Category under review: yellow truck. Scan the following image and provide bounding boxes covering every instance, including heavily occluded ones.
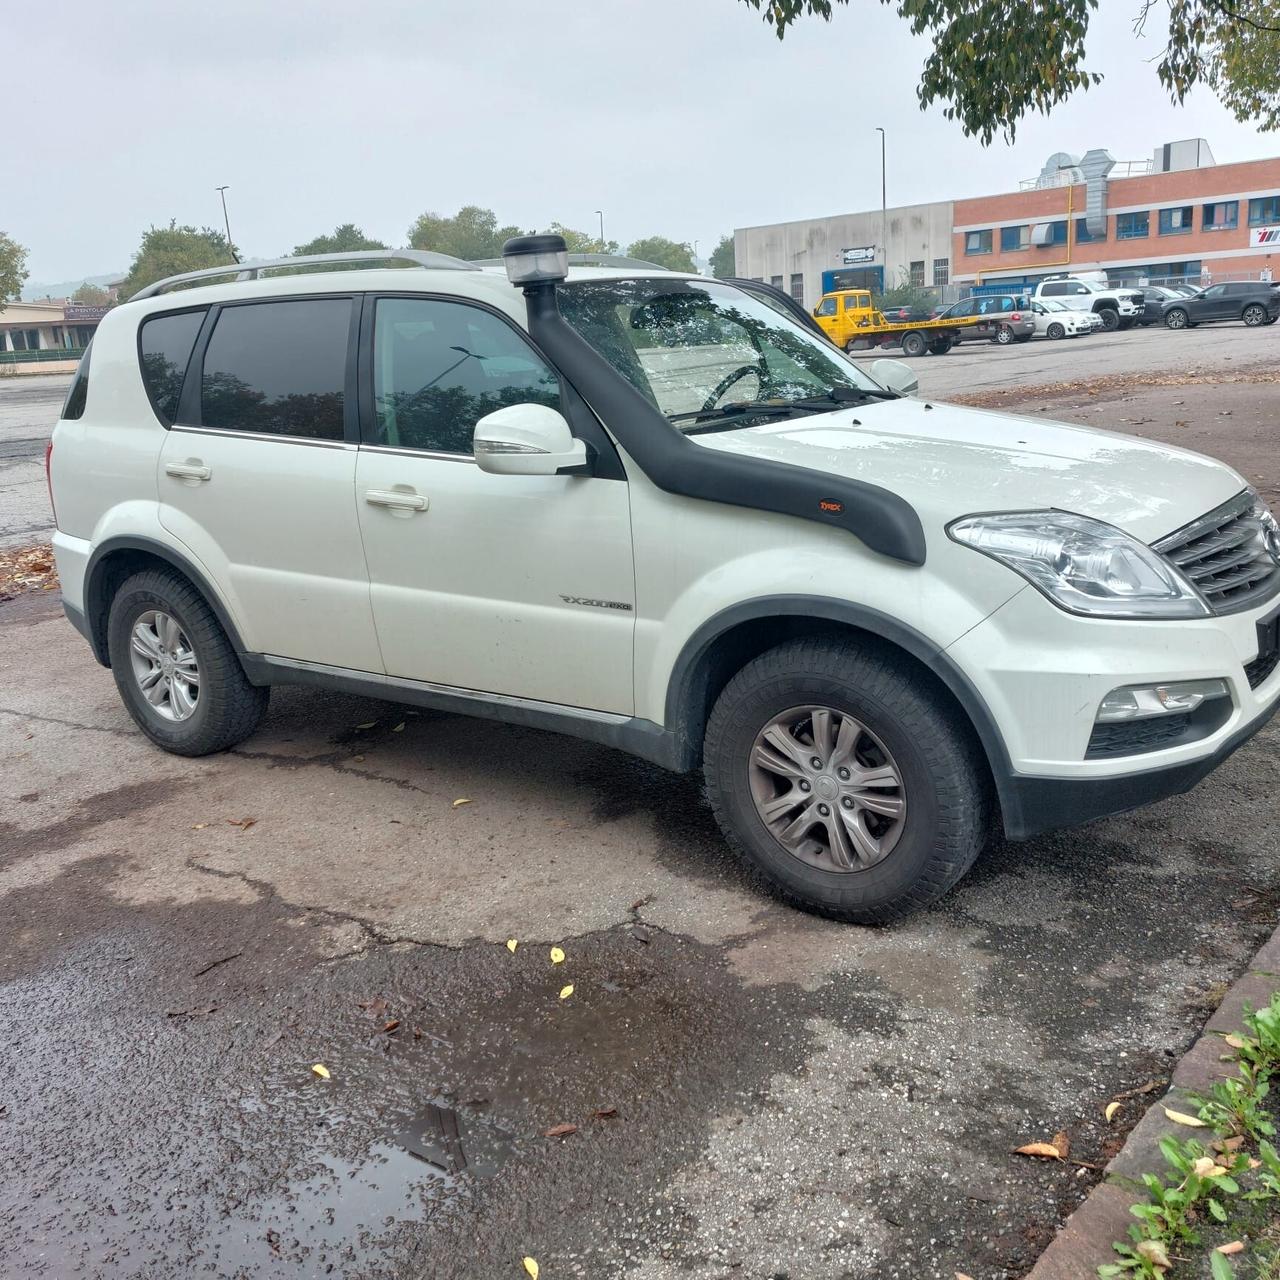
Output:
[812,289,980,357]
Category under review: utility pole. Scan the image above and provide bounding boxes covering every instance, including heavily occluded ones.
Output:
[216,186,239,263]
[875,127,887,290]
[594,209,605,252]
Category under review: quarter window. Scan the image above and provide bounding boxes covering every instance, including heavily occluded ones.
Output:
[139,309,206,424]
[370,297,560,455]
[200,299,352,440]
[61,341,93,421]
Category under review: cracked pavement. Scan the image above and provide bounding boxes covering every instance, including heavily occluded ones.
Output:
[3,339,1280,1279]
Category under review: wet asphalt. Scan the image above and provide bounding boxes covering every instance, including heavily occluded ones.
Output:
[2,343,1280,1279]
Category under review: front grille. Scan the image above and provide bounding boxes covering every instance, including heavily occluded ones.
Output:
[1086,715,1191,758]
[1154,491,1280,615]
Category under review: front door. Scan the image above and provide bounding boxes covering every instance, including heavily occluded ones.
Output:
[1192,284,1229,321]
[354,295,635,713]
[156,295,383,672]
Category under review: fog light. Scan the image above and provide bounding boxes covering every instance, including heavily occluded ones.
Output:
[502,233,569,286]
[1096,679,1231,723]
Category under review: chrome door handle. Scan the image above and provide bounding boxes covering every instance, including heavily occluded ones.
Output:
[165,461,211,482]
[365,489,428,512]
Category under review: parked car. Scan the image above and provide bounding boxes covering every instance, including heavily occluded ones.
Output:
[1163,281,1280,329]
[48,237,1280,924]
[1168,284,1204,298]
[1028,298,1093,339]
[1132,286,1184,326]
[1029,277,1144,331]
[934,294,1035,344]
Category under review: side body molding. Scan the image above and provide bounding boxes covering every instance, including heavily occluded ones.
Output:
[521,284,928,567]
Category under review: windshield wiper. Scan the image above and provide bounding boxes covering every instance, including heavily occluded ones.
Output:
[783,386,900,409]
[669,401,821,430]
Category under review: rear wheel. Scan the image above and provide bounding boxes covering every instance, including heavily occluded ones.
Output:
[1165,308,1189,330]
[1097,307,1120,332]
[703,638,988,924]
[1243,303,1267,327]
[994,324,1014,346]
[1046,322,1065,340]
[900,330,928,358]
[927,336,953,355]
[107,569,269,755]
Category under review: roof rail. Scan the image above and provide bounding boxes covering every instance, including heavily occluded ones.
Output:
[470,252,672,271]
[129,249,479,301]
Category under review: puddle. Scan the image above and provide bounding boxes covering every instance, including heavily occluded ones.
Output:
[395,1100,512,1179]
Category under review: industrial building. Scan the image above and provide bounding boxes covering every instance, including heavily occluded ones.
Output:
[733,139,1280,307]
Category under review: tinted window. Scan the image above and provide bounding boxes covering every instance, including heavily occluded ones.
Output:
[370,298,560,455]
[201,299,351,440]
[139,309,205,423]
[1041,282,1065,297]
[61,341,93,421]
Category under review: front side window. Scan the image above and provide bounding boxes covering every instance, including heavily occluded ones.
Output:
[200,299,351,440]
[1117,212,1150,240]
[557,277,883,424]
[139,309,206,424]
[370,297,560,455]
[965,230,992,255]
[1203,201,1239,230]
[1158,206,1194,235]
[815,297,837,317]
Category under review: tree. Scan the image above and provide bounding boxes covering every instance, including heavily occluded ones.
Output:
[545,222,620,254]
[625,236,697,272]
[0,232,28,313]
[407,205,530,260]
[71,282,111,306]
[739,0,1280,141]
[709,235,736,279]
[119,222,236,300]
[292,223,388,256]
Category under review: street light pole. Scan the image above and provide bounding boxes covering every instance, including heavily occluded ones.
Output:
[216,186,239,263]
[594,209,605,252]
[875,127,887,290]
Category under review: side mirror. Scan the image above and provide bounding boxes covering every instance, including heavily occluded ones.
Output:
[868,357,919,397]
[473,403,588,476]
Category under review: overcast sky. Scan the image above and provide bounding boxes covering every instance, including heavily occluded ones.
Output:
[9,0,1276,285]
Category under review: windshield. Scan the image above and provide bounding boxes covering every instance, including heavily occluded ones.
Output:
[556,277,883,428]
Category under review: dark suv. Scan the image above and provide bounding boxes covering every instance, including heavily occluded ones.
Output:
[934,295,1034,345]
[1163,282,1280,329]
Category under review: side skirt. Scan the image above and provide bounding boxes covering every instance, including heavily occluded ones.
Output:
[241,654,686,772]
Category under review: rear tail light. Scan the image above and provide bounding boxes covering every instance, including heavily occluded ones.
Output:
[1011,313,1022,322]
[45,438,58,527]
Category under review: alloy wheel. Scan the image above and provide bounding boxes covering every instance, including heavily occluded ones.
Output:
[1166,309,1188,330]
[748,704,907,873]
[129,609,200,721]
[1244,304,1266,327]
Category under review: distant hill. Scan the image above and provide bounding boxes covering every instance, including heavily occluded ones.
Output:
[22,271,124,302]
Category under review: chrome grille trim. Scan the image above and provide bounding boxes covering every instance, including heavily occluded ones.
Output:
[1153,490,1280,616]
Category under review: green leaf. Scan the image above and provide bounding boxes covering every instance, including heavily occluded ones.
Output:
[1211,1250,1236,1280]
[1208,1196,1228,1221]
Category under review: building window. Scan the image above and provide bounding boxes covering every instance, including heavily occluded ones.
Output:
[1158,206,1193,235]
[770,275,783,289]
[908,260,925,287]
[1075,217,1106,244]
[789,273,804,304]
[964,230,992,255]
[1248,196,1280,226]
[1117,212,1150,240]
[1000,226,1029,251]
[1202,201,1239,231]
[932,257,949,286]
[1043,220,1069,245]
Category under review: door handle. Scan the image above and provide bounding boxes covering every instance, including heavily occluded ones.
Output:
[165,460,212,483]
[365,489,428,512]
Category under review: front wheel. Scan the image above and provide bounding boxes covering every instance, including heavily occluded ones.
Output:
[1165,308,1189,330]
[1097,308,1120,332]
[900,330,928,358]
[703,639,988,923]
[1243,303,1267,327]
[1046,322,1065,340]
[107,569,269,755]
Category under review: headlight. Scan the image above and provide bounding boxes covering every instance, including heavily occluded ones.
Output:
[1257,497,1280,564]
[948,511,1210,619]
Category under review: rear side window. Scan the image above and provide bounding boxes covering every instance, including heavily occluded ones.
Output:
[200,298,352,440]
[61,341,93,421]
[139,309,205,424]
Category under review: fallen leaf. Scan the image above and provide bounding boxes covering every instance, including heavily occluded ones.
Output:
[392,722,405,732]
[550,946,565,965]
[1217,1242,1245,1256]
[311,1063,331,1080]
[1163,1106,1206,1127]
[1136,1239,1171,1268]
[522,1259,539,1279]
[358,997,390,1015]
[956,1274,975,1280]
[1193,1156,1228,1178]
[1216,1135,1246,1153]
[355,721,377,730]
[1014,1142,1063,1161]
[192,823,207,830]
[544,1122,578,1138]
[559,984,574,1000]
[226,817,257,831]
[452,798,472,808]
[506,939,518,953]
[593,1107,619,1119]
[1105,1102,1121,1123]
[1223,1034,1251,1050]
[382,1019,400,1034]
[1051,1130,1070,1159]
[352,754,365,763]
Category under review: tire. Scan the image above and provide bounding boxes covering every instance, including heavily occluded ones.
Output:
[703,638,988,924]
[1265,316,1278,325]
[900,330,927,358]
[993,324,1014,346]
[1243,303,1267,327]
[1117,318,1134,331]
[1096,307,1120,332]
[927,336,952,355]
[107,569,269,756]
[1165,308,1189,330]
[1046,322,1065,340]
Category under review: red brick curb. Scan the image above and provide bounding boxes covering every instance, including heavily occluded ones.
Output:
[1025,924,1280,1279]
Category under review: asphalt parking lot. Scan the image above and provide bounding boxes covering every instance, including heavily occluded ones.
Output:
[2,322,1279,1279]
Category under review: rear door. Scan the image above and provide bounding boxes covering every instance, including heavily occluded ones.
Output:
[156,296,383,671]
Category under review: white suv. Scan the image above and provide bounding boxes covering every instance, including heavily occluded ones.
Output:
[48,238,1280,923]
